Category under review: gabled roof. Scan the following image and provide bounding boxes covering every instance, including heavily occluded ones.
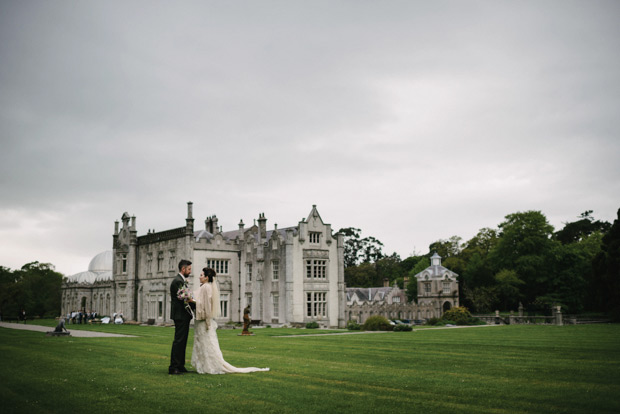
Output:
[414,264,458,278]
[346,287,393,303]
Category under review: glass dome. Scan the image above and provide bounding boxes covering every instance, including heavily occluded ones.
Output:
[67,251,114,284]
[88,251,113,272]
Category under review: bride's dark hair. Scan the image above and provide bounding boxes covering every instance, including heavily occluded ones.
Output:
[202,267,216,283]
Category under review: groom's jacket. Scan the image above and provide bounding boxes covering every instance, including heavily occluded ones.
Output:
[170,274,194,321]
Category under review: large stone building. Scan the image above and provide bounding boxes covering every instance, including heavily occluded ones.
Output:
[62,203,346,328]
[345,253,459,323]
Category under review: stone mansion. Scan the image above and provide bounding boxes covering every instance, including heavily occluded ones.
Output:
[346,253,460,324]
[62,203,346,328]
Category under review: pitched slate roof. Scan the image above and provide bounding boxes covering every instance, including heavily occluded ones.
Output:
[346,287,393,303]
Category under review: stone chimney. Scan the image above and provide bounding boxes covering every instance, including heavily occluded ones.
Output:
[258,212,267,241]
[383,278,389,288]
[212,215,219,234]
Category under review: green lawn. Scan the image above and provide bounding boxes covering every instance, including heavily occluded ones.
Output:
[1,322,619,413]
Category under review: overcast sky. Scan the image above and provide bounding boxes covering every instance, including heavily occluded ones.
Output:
[1,1,619,276]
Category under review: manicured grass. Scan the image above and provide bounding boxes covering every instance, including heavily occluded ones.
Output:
[1,322,619,413]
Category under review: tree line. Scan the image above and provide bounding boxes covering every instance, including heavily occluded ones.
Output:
[0,262,64,320]
[340,208,620,319]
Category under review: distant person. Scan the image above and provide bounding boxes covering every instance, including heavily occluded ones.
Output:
[21,309,26,324]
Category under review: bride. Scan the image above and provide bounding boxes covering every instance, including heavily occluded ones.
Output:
[191,267,269,374]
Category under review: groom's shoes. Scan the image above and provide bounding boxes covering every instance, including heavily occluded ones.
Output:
[179,367,189,373]
[169,368,184,375]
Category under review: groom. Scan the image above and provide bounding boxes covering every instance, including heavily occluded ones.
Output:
[169,259,195,375]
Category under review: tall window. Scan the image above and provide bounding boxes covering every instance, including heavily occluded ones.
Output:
[272,261,279,281]
[157,252,164,272]
[220,294,229,318]
[309,232,321,244]
[245,293,252,309]
[424,282,431,294]
[306,260,327,279]
[306,292,327,318]
[443,282,451,294]
[273,294,279,318]
[146,253,153,273]
[393,296,401,304]
[158,298,163,317]
[206,259,230,275]
[121,254,127,274]
[169,250,176,270]
[246,263,252,282]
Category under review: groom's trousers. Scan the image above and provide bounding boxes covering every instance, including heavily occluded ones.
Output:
[170,318,190,370]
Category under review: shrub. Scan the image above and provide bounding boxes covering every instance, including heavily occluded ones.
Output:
[306,321,320,329]
[426,317,442,326]
[442,306,472,325]
[467,317,486,325]
[393,324,412,332]
[362,315,392,331]
[347,321,361,331]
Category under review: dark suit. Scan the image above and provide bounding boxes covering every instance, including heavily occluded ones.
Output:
[169,274,195,372]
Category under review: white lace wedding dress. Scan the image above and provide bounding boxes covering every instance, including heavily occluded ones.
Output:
[191,319,269,374]
[191,281,269,375]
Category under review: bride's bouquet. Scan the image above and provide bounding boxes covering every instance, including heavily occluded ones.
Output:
[177,286,195,318]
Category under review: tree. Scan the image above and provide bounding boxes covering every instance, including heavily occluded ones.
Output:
[489,211,556,306]
[338,227,385,268]
[405,278,418,303]
[345,262,379,288]
[494,269,524,310]
[591,208,620,320]
[455,228,499,310]
[405,258,429,302]
[461,285,498,313]
[428,236,463,259]
[0,266,21,319]
[462,228,499,260]
[0,262,64,319]
[555,210,611,245]
[375,253,404,286]
[339,227,363,268]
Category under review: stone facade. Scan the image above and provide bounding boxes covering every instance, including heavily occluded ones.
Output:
[345,253,459,324]
[62,203,346,328]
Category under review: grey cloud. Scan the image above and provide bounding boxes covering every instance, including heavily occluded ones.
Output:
[1,1,619,274]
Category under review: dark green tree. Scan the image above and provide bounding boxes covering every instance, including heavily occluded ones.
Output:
[494,269,524,310]
[555,210,611,245]
[428,236,463,259]
[344,262,379,287]
[338,227,385,268]
[591,208,620,320]
[1,262,64,319]
[375,253,404,286]
[405,257,429,302]
[489,211,556,306]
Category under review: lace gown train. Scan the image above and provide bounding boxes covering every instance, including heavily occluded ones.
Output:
[191,320,269,374]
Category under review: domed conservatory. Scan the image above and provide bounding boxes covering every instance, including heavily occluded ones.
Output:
[61,251,115,316]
